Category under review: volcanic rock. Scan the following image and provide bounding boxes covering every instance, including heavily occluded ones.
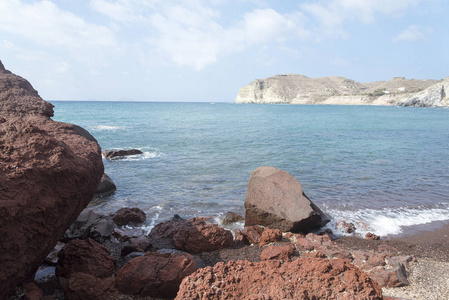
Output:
[56,238,116,279]
[115,252,197,298]
[366,232,381,240]
[0,61,103,298]
[337,220,357,233]
[121,236,152,257]
[102,149,142,159]
[95,173,116,195]
[63,272,118,300]
[111,207,146,226]
[63,209,115,243]
[222,211,244,225]
[176,258,383,299]
[241,225,265,245]
[259,228,283,247]
[244,166,329,232]
[260,244,295,261]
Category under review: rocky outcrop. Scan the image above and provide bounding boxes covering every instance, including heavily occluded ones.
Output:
[0,60,103,298]
[102,149,142,159]
[235,74,446,107]
[244,166,329,232]
[176,258,383,299]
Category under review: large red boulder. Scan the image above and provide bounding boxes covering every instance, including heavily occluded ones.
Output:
[63,272,118,300]
[115,252,197,298]
[176,258,383,299]
[0,61,103,298]
[244,167,329,232]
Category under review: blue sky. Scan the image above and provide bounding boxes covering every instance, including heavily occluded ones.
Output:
[0,0,447,102]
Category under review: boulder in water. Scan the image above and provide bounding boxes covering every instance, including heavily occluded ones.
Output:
[102,149,143,159]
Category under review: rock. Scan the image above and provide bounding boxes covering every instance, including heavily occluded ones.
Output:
[63,209,115,243]
[22,282,43,300]
[63,273,118,300]
[45,242,65,265]
[34,266,60,297]
[0,61,103,298]
[148,219,183,250]
[112,227,146,242]
[94,173,116,195]
[337,220,357,233]
[260,244,295,261]
[241,225,265,245]
[222,211,244,225]
[244,167,329,232]
[367,265,410,287]
[259,228,283,247]
[398,78,449,107]
[173,217,234,253]
[233,229,249,247]
[121,236,152,257]
[102,149,143,159]
[115,252,197,298]
[366,232,381,240]
[56,238,116,279]
[111,207,146,226]
[176,258,383,299]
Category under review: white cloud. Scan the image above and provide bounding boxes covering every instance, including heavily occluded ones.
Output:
[393,25,429,42]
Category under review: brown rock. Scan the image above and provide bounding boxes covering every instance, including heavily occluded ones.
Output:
[112,227,146,242]
[0,61,103,298]
[241,225,265,245]
[296,236,316,251]
[337,220,357,233]
[64,273,118,300]
[176,258,383,299]
[111,207,146,226]
[222,211,244,225]
[102,149,143,159]
[260,244,295,261]
[56,238,116,279]
[297,233,353,260]
[366,232,380,240]
[367,265,409,287]
[244,166,329,232]
[259,228,283,247]
[115,252,197,298]
[121,236,152,257]
[22,282,43,300]
[173,217,233,253]
[148,219,183,250]
[233,229,249,246]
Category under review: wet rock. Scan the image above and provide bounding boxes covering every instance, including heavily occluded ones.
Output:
[366,232,380,240]
[176,258,383,299]
[148,219,183,250]
[0,61,103,298]
[244,166,329,232]
[222,211,244,225]
[112,227,146,242]
[111,207,146,226]
[94,173,116,196]
[241,225,265,245]
[56,238,116,279]
[337,220,357,233]
[115,252,197,298]
[63,209,115,243]
[121,236,152,257]
[34,266,60,296]
[233,229,249,247]
[45,242,65,265]
[260,244,295,261]
[102,149,142,159]
[259,228,283,247]
[63,273,118,300]
[173,217,233,253]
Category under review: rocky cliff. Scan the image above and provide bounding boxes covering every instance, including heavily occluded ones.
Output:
[235,74,447,107]
[0,60,104,298]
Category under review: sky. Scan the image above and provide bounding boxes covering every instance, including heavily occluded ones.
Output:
[0,0,447,102]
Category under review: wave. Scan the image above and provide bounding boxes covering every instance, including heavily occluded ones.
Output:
[119,151,162,161]
[323,203,449,237]
[91,125,125,131]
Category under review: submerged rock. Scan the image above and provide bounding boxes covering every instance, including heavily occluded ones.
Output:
[102,149,142,159]
[0,60,103,298]
[111,207,146,226]
[244,166,329,232]
[95,173,116,195]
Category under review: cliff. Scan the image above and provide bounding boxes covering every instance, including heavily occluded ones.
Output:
[235,74,447,107]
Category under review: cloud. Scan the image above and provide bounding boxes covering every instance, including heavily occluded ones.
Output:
[393,25,429,42]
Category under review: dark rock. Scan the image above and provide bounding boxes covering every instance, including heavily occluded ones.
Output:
[63,273,118,300]
[222,211,244,225]
[121,236,152,257]
[34,266,60,297]
[56,238,116,279]
[366,232,380,240]
[337,220,357,233]
[63,209,115,243]
[367,265,410,287]
[233,229,249,247]
[176,258,383,299]
[115,252,197,298]
[102,149,143,159]
[95,173,116,195]
[259,228,283,247]
[172,214,184,221]
[0,61,103,298]
[244,166,329,232]
[241,225,265,245]
[45,242,65,265]
[22,282,43,300]
[112,227,146,242]
[111,207,146,226]
[260,244,295,261]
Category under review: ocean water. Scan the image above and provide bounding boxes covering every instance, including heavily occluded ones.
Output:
[50,101,449,237]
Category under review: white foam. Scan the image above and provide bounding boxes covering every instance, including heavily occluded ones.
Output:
[120,151,162,161]
[325,204,449,237]
[91,125,124,131]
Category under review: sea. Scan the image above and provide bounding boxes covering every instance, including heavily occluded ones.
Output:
[50,101,449,238]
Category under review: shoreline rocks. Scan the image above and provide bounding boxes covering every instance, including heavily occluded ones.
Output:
[102,149,143,159]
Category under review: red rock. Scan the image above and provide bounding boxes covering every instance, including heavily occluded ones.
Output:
[260,244,295,261]
[63,273,118,300]
[241,225,265,245]
[173,218,233,253]
[259,228,283,247]
[111,207,146,226]
[222,211,244,225]
[296,236,316,251]
[244,166,329,232]
[297,233,353,260]
[0,61,103,298]
[337,220,357,233]
[56,238,116,279]
[367,265,409,287]
[233,229,249,246]
[176,258,383,299]
[115,252,197,298]
[22,282,43,300]
[366,232,380,240]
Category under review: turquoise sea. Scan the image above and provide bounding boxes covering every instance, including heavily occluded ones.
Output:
[51,101,449,237]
